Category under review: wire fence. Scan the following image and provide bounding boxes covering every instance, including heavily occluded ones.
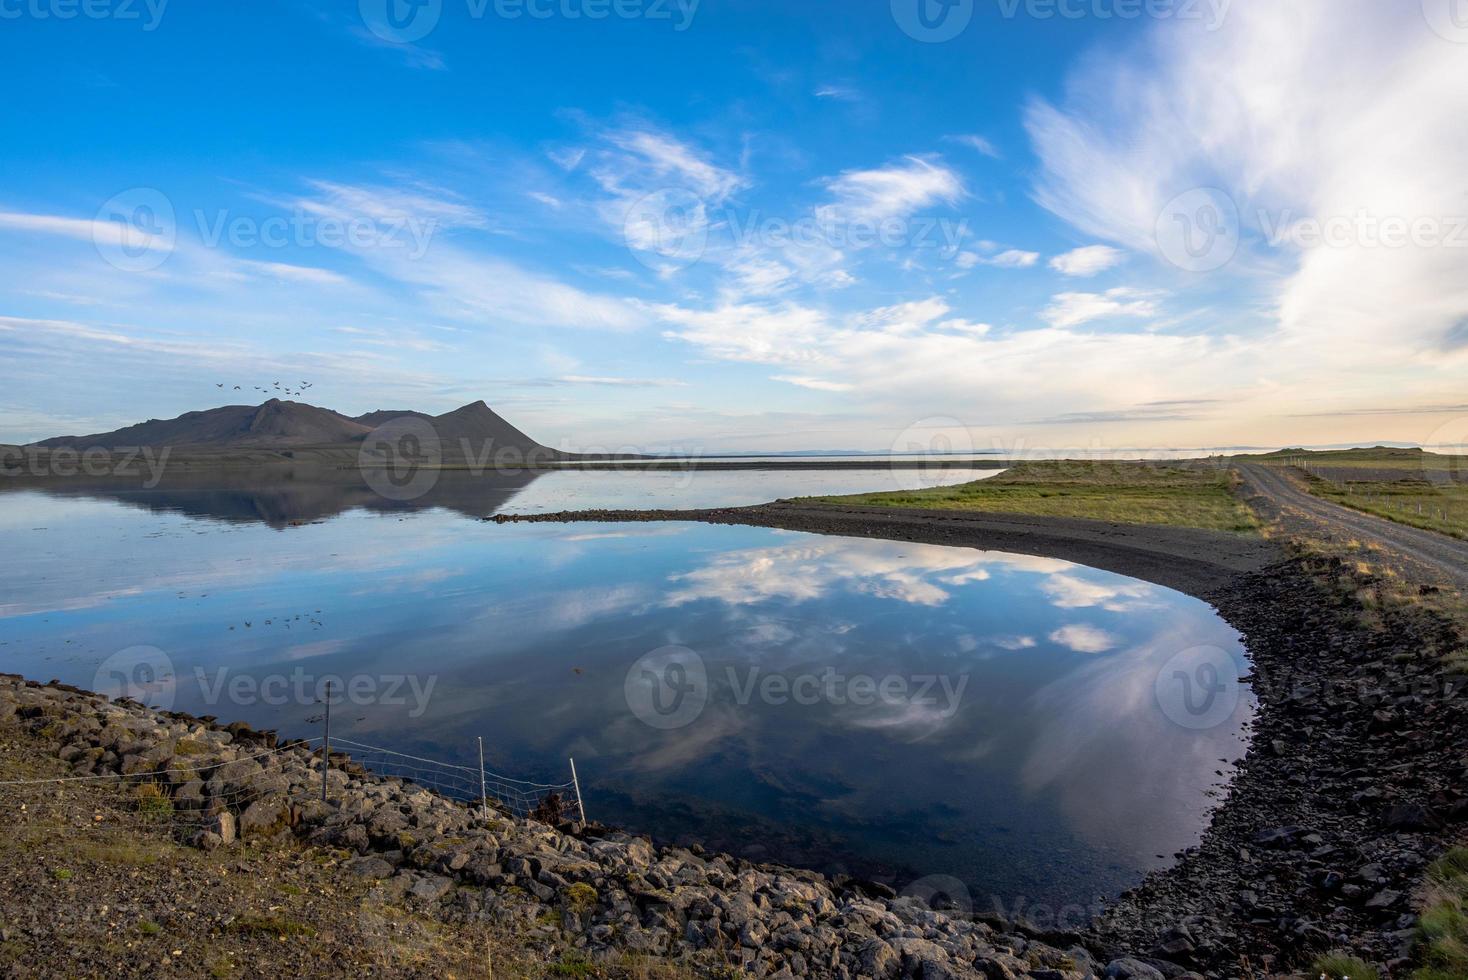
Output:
[1,741,323,840]
[326,735,584,823]
[0,730,586,839]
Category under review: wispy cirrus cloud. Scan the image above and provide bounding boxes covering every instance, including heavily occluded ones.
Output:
[946,134,1001,159]
[1026,0,1468,366]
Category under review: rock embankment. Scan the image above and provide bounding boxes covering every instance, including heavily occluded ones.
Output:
[1,675,1170,980]
[1092,555,1468,976]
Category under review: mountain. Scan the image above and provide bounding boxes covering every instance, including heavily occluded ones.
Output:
[353,410,434,428]
[24,399,565,462]
[428,401,549,454]
[31,400,371,450]
[353,401,561,463]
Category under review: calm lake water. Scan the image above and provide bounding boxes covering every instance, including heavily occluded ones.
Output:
[0,473,1253,911]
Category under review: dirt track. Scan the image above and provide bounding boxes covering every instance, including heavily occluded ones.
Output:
[493,501,1280,599]
[1236,463,1468,591]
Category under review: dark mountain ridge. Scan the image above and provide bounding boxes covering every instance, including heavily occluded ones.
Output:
[27,399,560,459]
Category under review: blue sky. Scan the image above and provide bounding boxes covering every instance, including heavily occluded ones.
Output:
[2,0,1466,452]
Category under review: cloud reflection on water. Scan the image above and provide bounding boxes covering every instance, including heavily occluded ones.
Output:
[0,493,1250,909]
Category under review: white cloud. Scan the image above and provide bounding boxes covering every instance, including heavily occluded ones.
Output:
[937,319,991,336]
[0,210,170,254]
[948,134,1001,158]
[547,147,585,172]
[1040,573,1156,611]
[1050,245,1126,277]
[238,260,348,285]
[288,181,647,332]
[599,128,745,203]
[1040,288,1160,329]
[664,540,1080,610]
[988,249,1040,269]
[1026,0,1468,373]
[556,375,688,387]
[586,127,748,277]
[957,247,1040,270]
[1048,624,1119,654]
[819,156,965,224]
[773,375,855,392]
[654,295,1224,417]
[295,179,487,231]
[397,252,646,330]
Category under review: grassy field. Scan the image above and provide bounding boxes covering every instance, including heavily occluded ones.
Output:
[809,460,1260,533]
[1253,447,1468,541]
[1303,475,1468,541]
[1413,847,1468,980]
[1253,446,1467,479]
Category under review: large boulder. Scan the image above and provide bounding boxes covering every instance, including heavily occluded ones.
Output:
[238,795,292,838]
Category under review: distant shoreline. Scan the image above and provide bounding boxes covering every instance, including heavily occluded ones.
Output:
[3,444,1228,478]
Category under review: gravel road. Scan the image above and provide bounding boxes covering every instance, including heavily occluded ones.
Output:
[1236,462,1468,591]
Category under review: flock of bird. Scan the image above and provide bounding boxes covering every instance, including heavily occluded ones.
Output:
[215,381,314,398]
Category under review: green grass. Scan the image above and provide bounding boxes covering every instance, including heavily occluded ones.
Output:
[1304,475,1468,541]
[1414,848,1468,980]
[1254,446,1467,476]
[549,953,597,977]
[808,460,1259,533]
[1314,952,1380,980]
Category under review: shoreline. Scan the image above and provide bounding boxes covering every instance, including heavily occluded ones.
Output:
[1,674,1121,979]
[490,500,1278,598]
[491,500,1468,975]
[5,494,1464,974]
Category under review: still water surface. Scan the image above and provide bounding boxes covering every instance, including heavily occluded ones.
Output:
[0,473,1252,910]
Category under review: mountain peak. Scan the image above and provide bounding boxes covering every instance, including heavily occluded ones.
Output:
[443,400,493,416]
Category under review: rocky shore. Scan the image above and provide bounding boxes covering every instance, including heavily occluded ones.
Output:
[2,674,1145,980]
[1089,554,1468,975]
[489,502,1468,977]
